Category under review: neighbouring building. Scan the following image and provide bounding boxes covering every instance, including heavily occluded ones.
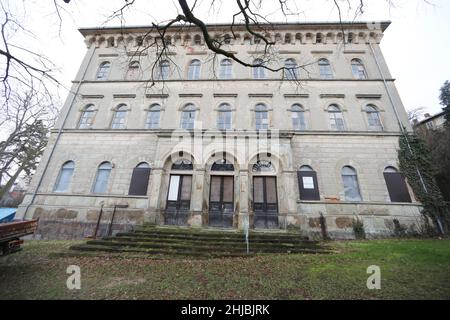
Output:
[413,111,446,135]
[17,21,424,239]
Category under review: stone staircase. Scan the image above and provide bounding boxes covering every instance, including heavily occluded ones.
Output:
[69,225,332,258]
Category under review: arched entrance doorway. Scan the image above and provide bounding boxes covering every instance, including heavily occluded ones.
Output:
[165,158,193,225]
[251,159,279,229]
[208,159,235,228]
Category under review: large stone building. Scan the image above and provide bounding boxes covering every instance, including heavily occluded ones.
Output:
[17,21,423,239]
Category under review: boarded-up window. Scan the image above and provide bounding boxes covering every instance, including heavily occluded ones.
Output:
[128,162,151,196]
[297,165,320,200]
[180,175,192,200]
[383,167,412,203]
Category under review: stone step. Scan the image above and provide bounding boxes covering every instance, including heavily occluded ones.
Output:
[106,235,319,249]
[70,224,330,258]
[131,226,311,242]
[115,231,312,244]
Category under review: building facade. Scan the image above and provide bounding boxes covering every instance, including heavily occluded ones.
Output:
[17,22,423,239]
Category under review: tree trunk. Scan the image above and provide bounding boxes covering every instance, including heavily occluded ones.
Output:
[0,167,23,200]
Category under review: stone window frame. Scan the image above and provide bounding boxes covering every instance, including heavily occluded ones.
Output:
[144,103,164,129]
[110,103,131,129]
[77,104,98,129]
[178,103,199,130]
[250,102,273,130]
[53,160,76,193]
[187,59,202,80]
[214,102,235,130]
[361,103,384,132]
[323,102,347,131]
[287,103,309,131]
[219,58,233,79]
[96,61,111,80]
[318,58,334,79]
[91,161,114,194]
[351,57,368,79]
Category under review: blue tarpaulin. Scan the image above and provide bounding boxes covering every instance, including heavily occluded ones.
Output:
[0,208,16,223]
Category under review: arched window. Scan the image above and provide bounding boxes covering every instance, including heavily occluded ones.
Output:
[187,59,201,80]
[328,105,345,131]
[243,34,251,45]
[285,33,292,44]
[341,166,362,201]
[78,105,95,129]
[193,34,202,45]
[223,34,232,44]
[92,162,112,194]
[291,104,307,130]
[219,59,232,79]
[383,167,412,203]
[255,104,269,130]
[254,35,261,44]
[172,159,193,170]
[297,165,320,200]
[284,58,298,80]
[180,104,196,129]
[54,161,75,192]
[128,162,151,196]
[158,60,170,80]
[351,59,367,79]
[217,103,232,130]
[252,59,266,79]
[316,33,323,43]
[252,160,275,173]
[211,159,234,171]
[96,62,111,80]
[365,105,383,131]
[318,59,333,79]
[126,61,140,79]
[111,104,128,129]
[146,104,161,129]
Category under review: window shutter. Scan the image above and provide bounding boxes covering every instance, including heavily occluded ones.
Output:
[297,171,320,200]
[128,167,151,196]
[384,172,412,203]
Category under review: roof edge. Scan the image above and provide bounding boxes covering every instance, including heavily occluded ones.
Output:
[78,21,391,36]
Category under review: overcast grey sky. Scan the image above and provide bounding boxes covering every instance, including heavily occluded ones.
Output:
[14,0,450,117]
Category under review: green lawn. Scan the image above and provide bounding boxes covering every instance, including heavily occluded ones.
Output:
[1,239,449,299]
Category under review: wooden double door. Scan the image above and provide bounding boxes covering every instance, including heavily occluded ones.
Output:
[209,176,234,228]
[253,176,279,229]
[165,175,192,225]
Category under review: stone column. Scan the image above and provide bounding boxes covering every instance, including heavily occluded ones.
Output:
[237,169,250,230]
[189,166,205,227]
[279,170,298,229]
[147,167,164,224]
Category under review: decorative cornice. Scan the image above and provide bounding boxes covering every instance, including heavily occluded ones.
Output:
[98,53,118,58]
[356,94,382,99]
[82,95,104,99]
[213,93,238,98]
[113,94,136,99]
[311,50,333,54]
[179,93,203,98]
[278,50,301,54]
[344,50,366,54]
[126,51,147,56]
[248,93,273,98]
[146,94,169,99]
[284,94,309,98]
[320,94,345,99]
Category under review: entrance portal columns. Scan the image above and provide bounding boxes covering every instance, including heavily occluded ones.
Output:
[190,165,205,227]
[237,169,250,230]
[279,169,298,228]
[147,167,164,224]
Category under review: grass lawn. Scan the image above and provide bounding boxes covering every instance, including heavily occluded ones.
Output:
[0,239,449,299]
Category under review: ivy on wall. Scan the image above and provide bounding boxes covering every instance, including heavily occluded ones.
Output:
[398,132,449,235]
